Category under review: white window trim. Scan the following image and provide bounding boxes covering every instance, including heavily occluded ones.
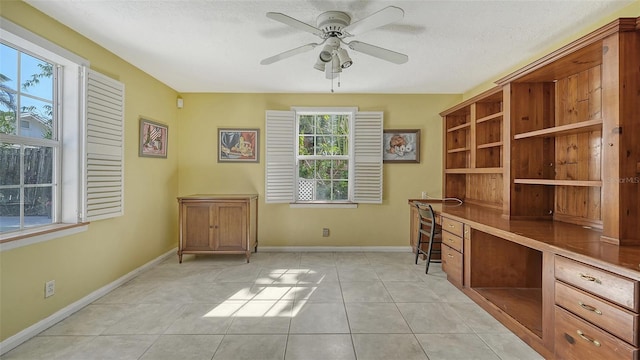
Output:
[0,18,91,250]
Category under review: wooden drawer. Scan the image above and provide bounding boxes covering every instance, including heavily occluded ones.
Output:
[442,217,464,238]
[442,243,463,286]
[555,306,638,360]
[555,281,639,346]
[555,255,639,312]
[442,231,463,253]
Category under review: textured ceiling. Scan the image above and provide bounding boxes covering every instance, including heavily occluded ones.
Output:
[24,0,633,94]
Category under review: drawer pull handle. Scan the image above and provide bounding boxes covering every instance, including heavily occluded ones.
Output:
[447,254,454,258]
[578,302,602,315]
[576,330,601,347]
[579,273,602,284]
[448,224,455,228]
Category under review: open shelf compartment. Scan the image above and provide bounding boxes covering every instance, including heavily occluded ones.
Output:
[469,229,543,338]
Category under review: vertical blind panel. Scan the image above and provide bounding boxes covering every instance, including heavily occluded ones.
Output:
[265,110,296,203]
[85,70,125,221]
[353,111,383,203]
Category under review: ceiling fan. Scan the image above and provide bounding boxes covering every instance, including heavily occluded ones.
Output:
[260,6,409,79]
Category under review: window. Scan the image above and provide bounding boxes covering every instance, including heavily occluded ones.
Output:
[265,107,383,205]
[1,39,60,233]
[297,111,350,202]
[0,18,124,241]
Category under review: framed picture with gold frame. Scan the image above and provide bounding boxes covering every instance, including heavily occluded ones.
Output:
[383,129,420,163]
[218,128,259,163]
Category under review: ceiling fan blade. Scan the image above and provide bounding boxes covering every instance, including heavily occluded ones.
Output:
[347,41,408,64]
[266,12,324,37]
[260,43,319,65]
[342,6,404,36]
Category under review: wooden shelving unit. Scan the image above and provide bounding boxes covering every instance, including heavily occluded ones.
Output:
[441,86,505,210]
[435,17,640,359]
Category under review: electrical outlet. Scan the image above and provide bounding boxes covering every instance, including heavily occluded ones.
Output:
[322,228,330,237]
[45,280,55,298]
[421,191,428,199]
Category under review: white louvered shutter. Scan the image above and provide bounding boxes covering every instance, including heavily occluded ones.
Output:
[265,110,296,203]
[84,69,125,220]
[352,111,383,203]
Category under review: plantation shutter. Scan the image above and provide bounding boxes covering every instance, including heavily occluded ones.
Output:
[265,110,296,203]
[353,111,383,203]
[84,69,125,221]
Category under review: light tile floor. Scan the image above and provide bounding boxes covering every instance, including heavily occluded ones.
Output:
[1,252,544,360]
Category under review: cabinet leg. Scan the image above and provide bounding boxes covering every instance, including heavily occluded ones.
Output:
[178,252,183,264]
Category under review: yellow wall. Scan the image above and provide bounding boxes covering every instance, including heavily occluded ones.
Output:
[463,0,640,99]
[0,1,179,341]
[177,93,460,247]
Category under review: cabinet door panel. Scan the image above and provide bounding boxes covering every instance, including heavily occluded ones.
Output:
[215,203,247,250]
[183,204,213,250]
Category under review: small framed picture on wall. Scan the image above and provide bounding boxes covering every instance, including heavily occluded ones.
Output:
[217,128,260,163]
[383,129,420,163]
[139,117,168,158]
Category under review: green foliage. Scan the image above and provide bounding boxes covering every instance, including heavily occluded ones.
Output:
[21,63,53,91]
[297,114,351,200]
[0,111,16,135]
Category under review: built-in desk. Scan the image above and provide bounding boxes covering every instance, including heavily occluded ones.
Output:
[409,199,640,359]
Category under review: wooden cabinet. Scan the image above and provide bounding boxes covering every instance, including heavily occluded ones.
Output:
[431,15,640,360]
[177,194,258,263]
[554,255,639,359]
[440,216,465,287]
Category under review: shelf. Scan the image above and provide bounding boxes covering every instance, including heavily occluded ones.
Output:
[514,179,602,187]
[447,147,470,154]
[474,287,542,338]
[446,168,503,174]
[477,141,503,149]
[514,118,602,140]
[447,122,471,133]
[476,111,503,124]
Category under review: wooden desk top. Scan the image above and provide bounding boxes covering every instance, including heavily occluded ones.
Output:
[409,199,640,280]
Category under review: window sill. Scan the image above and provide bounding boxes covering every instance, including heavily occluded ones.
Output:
[0,222,89,252]
[289,202,358,209]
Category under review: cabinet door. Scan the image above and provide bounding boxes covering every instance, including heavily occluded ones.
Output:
[183,203,214,250]
[214,202,247,250]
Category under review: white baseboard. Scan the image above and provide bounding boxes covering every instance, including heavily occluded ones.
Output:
[0,248,176,356]
[258,246,412,252]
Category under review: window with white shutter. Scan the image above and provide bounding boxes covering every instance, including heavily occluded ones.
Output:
[0,18,124,243]
[265,107,382,204]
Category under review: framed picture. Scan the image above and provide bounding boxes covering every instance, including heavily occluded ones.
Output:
[383,129,420,163]
[218,128,260,163]
[139,117,168,158]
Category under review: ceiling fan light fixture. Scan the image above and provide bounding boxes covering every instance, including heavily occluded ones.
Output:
[313,57,326,71]
[336,48,352,68]
[319,44,334,63]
